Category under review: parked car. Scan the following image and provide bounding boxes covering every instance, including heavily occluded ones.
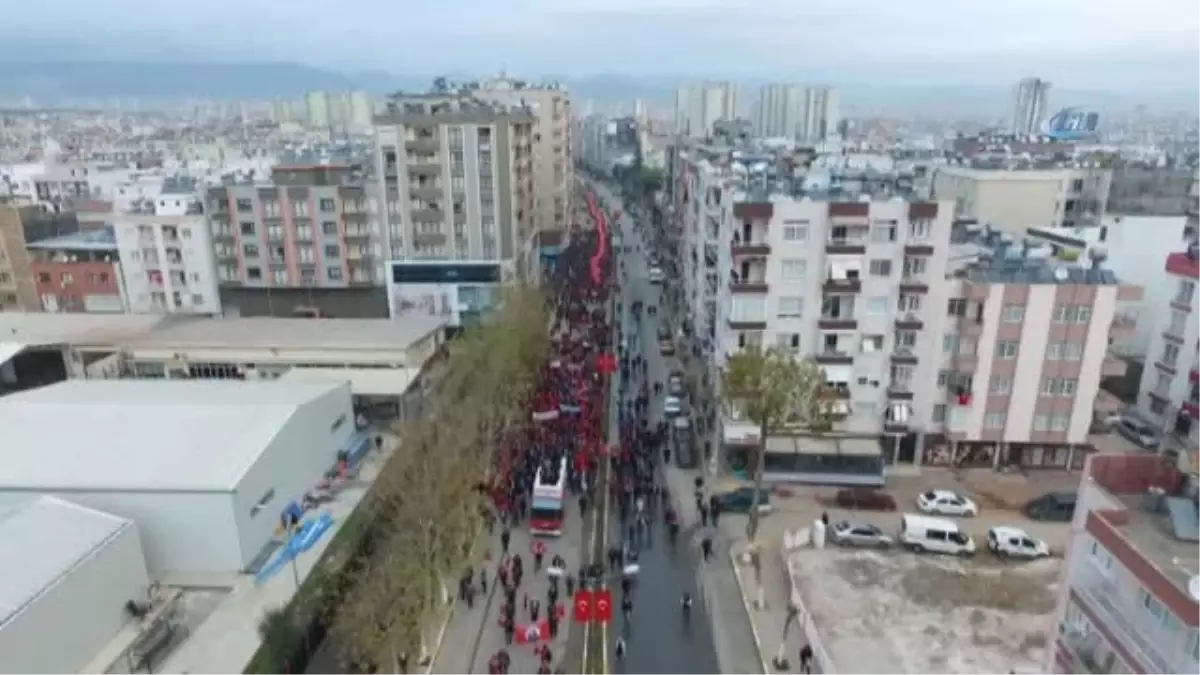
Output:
[829,521,893,549]
[987,526,1050,559]
[917,489,979,517]
[648,266,665,284]
[1022,491,1077,522]
[1106,413,1163,449]
[658,328,676,356]
[835,488,897,511]
[663,395,683,416]
[715,487,773,514]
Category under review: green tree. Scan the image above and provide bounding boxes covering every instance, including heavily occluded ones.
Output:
[721,345,828,543]
[256,607,303,673]
[328,284,551,670]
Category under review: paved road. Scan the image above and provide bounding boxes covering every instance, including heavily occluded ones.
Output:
[603,187,720,675]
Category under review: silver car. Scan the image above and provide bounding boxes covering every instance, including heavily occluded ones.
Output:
[829,521,893,549]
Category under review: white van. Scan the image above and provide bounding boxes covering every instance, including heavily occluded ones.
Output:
[899,513,976,556]
[648,266,665,284]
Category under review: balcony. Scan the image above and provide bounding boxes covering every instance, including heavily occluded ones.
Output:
[1072,560,1176,674]
[826,237,867,255]
[815,349,854,365]
[414,233,447,247]
[410,183,444,200]
[408,161,442,176]
[728,317,768,330]
[731,239,771,256]
[886,383,914,400]
[894,313,923,330]
[822,275,862,293]
[890,346,918,365]
[406,137,441,153]
[411,207,445,223]
[729,279,768,293]
[344,227,372,241]
[1100,355,1127,377]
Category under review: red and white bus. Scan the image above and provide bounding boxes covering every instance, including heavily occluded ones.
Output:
[529,457,567,536]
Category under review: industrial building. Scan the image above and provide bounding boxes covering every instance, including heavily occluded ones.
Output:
[0,496,151,674]
[0,379,356,576]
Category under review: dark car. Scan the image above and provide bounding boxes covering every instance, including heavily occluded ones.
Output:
[835,488,898,512]
[715,487,772,514]
[1022,491,1077,522]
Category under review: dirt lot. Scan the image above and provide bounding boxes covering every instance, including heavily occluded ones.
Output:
[786,545,1058,674]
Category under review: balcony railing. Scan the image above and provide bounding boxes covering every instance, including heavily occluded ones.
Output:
[1074,560,1176,674]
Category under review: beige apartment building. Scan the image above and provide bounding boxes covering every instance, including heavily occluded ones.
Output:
[471,76,572,234]
[933,164,1112,232]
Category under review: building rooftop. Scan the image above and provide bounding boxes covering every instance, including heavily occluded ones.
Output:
[1088,454,1199,606]
[25,226,118,251]
[0,379,345,491]
[0,312,167,346]
[0,496,133,628]
[130,316,445,352]
[954,224,1124,285]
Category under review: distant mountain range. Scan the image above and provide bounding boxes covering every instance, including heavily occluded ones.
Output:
[0,61,1195,115]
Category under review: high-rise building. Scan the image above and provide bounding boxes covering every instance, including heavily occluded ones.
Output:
[1012,77,1051,136]
[674,82,740,139]
[797,86,840,143]
[348,91,374,133]
[752,84,803,139]
[371,92,536,267]
[305,91,331,130]
[470,76,572,234]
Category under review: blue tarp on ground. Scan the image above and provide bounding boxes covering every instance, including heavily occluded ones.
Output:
[343,431,372,464]
[254,511,336,584]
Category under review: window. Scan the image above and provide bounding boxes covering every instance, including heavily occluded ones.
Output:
[996,341,1018,359]
[861,335,884,352]
[1050,415,1069,431]
[1033,415,1050,431]
[192,294,204,305]
[780,259,806,280]
[931,403,950,424]
[1150,396,1169,415]
[327,266,344,281]
[1155,371,1173,394]
[942,333,960,354]
[947,298,966,316]
[1046,342,1063,360]
[776,333,801,352]
[1089,540,1114,574]
[1064,343,1082,361]
[871,222,896,242]
[782,225,808,242]
[247,266,262,280]
[1176,279,1196,305]
[1162,342,1180,366]
[868,259,892,276]
[243,244,260,257]
[902,256,927,277]
[1041,378,1078,396]
[985,413,1006,429]
[240,221,256,235]
[182,228,192,239]
[908,219,931,240]
[272,268,287,285]
[777,296,803,318]
[866,297,888,314]
[937,369,951,388]
[319,198,336,212]
[1138,589,1183,631]
[324,244,341,258]
[898,294,921,313]
[989,376,1011,395]
[236,198,253,212]
[322,221,339,235]
[895,330,917,348]
[1002,304,1025,322]
[1168,309,1188,336]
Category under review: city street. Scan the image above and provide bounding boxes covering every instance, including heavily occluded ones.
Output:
[603,186,721,674]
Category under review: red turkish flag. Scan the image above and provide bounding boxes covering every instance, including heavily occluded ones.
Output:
[595,588,614,623]
[573,589,594,623]
[597,353,617,375]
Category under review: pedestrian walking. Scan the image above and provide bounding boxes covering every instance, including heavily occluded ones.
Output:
[500,529,511,554]
[799,644,814,674]
[701,535,713,561]
[699,503,709,527]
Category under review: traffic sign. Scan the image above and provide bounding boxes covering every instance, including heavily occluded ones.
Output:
[595,587,614,623]
[573,589,594,623]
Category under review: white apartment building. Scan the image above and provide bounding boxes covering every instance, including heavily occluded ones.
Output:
[111,193,221,315]
[472,76,573,233]
[371,93,536,269]
[752,84,803,139]
[933,164,1113,232]
[1012,77,1051,136]
[798,86,840,143]
[1135,244,1199,443]
[674,82,741,139]
[305,91,332,130]
[348,91,374,133]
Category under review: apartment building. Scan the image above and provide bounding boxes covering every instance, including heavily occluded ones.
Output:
[471,76,573,234]
[371,93,535,269]
[112,191,220,315]
[1011,77,1051,136]
[798,86,840,144]
[752,84,804,139]
[1047,452,1198,675]
[1135,243,1199,442]
[674,82,741,139]
[27,228,126,313]
[933,163,1112,232]
[0,201,83,312]
[668,142,1142,481]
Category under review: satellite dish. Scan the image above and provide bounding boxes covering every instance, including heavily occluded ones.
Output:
[1053,266,1069,282]
[1189,575,1200,602]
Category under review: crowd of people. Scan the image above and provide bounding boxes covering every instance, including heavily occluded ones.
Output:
[478,194,615,674]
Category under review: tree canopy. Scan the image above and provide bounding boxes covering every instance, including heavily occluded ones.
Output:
[328,284,551,670]
[722,345,827,434]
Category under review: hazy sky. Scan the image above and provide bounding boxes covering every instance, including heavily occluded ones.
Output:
[7,0,1199,89]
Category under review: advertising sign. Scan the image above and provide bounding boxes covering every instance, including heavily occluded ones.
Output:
[387,261,503,327]
[1041,107,1100,141]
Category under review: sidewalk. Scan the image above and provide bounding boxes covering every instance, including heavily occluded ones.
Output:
[429,508,587,674]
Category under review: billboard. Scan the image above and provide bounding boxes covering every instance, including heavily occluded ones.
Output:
[1041,107,1100,141]
[387,261,503,327]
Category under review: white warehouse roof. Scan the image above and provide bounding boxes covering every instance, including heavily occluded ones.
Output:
[0,496,131,628]
[0,379,346,492]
